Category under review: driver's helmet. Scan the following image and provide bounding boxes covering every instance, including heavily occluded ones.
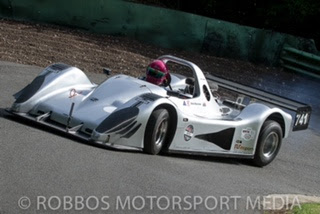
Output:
[146,60,169,86]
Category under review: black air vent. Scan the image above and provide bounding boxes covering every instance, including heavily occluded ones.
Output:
[195,128,235,150]
[96,107,139,133]
[15,75,46,103]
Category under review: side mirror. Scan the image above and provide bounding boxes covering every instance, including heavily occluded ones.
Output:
[103,68,111,76]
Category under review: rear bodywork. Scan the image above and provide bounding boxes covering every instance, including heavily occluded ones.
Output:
[7,55,311,158]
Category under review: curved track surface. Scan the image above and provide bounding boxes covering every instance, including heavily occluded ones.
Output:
[0,62,319,213]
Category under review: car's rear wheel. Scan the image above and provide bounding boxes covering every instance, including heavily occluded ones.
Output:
[144,108,169,155]
[253,120,283,167]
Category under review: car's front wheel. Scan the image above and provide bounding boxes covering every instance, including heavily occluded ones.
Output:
[253,120,283,167]
[144,108,169,155]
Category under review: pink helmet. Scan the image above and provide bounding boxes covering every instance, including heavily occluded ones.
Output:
[146,60,170,86]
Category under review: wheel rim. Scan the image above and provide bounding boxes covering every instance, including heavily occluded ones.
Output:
[155,118,168,146]
[262,132,279,158]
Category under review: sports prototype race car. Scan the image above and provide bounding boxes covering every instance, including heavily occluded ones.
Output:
[7,55,311,166]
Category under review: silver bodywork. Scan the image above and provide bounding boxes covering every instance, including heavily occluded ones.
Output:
[8,55,296,158]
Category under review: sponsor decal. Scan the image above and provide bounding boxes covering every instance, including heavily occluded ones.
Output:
[190,102,201,106]
[234,143,253,151]
[69,89,77,98]
[183,118,189,122]
[184,125,194,141]
[69,88,82,98]
[241,127,256,141]
[183,101,202,107]
[183,101,189,106]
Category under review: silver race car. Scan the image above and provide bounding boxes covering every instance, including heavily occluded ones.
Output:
[7,55,311,166]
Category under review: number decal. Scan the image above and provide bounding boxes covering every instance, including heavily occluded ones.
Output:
[295,113,309,127]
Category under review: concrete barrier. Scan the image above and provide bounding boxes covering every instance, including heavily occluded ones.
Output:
[0,0,318,65]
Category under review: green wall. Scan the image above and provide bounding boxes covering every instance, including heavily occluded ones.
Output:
[0,0,318,65]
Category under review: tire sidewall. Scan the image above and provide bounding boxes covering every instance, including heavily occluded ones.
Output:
[144,109,170,155]
[254,121,283,167]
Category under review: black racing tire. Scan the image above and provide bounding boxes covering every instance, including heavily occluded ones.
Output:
[253,120,283,167]
[144,108,170,155]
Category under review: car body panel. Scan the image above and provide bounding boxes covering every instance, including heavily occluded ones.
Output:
[7,55,309,160]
